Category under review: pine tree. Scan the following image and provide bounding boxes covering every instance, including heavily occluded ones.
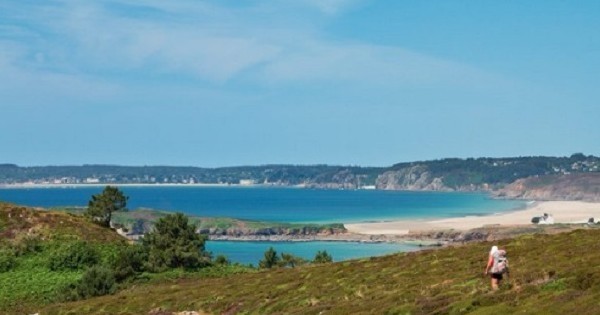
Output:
[259,247,280,269]
[141,212,208,272]
[86,186,128,228]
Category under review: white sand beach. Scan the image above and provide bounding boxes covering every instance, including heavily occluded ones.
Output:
[344,201,600,235]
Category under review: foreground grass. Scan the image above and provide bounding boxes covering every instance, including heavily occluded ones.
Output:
[0,203,258,314]
[32,227,600,314]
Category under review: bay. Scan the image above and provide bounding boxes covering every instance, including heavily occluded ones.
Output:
[0,186,525,264]
[0,186,525,223]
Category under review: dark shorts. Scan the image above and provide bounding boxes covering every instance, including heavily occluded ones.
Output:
[491,273,503,280]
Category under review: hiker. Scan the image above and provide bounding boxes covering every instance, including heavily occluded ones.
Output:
[484,245,509,290]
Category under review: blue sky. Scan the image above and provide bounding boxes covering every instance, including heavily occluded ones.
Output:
[1,0,599,167]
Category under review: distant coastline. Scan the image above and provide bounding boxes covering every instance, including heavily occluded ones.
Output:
[0,182,275,189]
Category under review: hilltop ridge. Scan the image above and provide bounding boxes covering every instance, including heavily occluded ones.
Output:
[0,202,126,243]
[1,154,599,201]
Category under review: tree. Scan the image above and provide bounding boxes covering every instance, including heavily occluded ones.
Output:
[141,212,208,272]
[258,247,280,269]
[313,250,333,263]
[86,186,128,228]
[280,252,307,268]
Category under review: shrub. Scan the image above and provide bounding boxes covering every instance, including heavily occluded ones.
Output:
[281,253,307,268]
[62,265,117,301]
[12,235,43,256]
[78,265,116,298]
[111,244,147,282]
[214,254,230,266]
[48,241,100,271]
[313,250,333,263]
[0,249,16,272]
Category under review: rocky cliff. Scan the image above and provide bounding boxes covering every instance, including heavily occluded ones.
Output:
[374,165,491,191]
[375,165,451,191]
[494,173,600,201]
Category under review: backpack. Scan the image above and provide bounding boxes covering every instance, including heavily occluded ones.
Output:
[491,250,508,274]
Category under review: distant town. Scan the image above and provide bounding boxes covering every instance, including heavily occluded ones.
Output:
[0,154,598,190]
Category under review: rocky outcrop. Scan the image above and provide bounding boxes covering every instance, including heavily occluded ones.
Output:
[198,226,346,237]
[494,173,600,202]
[375,165,451,191]
[303,169,368,189]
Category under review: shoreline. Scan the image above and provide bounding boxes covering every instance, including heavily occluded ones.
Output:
[0,183,284,189]
[344,200,600,235]
[206,234,438,245]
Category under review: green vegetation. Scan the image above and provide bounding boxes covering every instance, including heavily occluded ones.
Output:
[141,212,209,272]
[0,201,232,313]
[390,153,600,189]
[32,227,600,315]
[281,252,308,268]
[258,247,310,269]
[4,185,600,314]
[313,250,333,263]
[48,241,101,271]
[109,208,346,235]
[258,246,280,269]
[86,186,128,227]
[0,201,340,314]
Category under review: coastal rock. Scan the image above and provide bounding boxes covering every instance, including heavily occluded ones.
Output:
[495,173,600,202]
[197,226,346,238]
[375,166,452,191]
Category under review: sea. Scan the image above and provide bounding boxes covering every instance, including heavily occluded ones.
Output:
[0,186,525,265]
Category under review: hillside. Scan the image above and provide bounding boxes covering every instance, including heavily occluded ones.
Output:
[495,173,600,202]
[377,154,599,191]
[0,203,129,311]
[0,202,126,243]
[35,227,600,314]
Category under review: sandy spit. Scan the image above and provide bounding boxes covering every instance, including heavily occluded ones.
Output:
[344,201,600,235]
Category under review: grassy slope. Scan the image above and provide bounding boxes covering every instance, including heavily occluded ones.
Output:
[36,228,600,315]
[0,202,126,243]
[0,203,128,312]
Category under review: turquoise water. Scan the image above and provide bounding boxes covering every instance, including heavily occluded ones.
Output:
[0,186,525,223]
[205,240,421,265]
[0,186,525,264]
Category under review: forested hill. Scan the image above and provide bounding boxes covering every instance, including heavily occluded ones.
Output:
[377,154,600,191]
[1,154,598,193]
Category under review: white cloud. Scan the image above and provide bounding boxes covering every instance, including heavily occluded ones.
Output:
[259,40,502,89]
[0,0,504,99]
[0,41,119,108]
